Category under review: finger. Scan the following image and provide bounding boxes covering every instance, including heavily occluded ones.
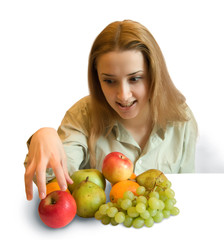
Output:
[51,161,67,191]
[62,162,73,185]
[36,162,47,199]
[64,168,73,185]
[24,160,36,201]
[60,148,73,185]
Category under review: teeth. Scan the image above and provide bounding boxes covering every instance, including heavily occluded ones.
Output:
[119,101,135,107]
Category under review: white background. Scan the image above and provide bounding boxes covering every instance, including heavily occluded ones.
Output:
[0,0,224,239]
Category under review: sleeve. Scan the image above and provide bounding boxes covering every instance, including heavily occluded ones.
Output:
[179,109,198,173]
[57,97,91,175]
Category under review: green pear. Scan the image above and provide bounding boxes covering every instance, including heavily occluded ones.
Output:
[68,169,106,194]
[136,169,168,191]
[72,177,106,218]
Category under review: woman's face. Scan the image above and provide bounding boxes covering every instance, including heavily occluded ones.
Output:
[97,50,150,122]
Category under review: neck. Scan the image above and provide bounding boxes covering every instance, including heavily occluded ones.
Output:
[119,103,151,131]
[119,104,153,150]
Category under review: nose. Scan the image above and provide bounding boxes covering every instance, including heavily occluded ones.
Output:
[117,82,132,101]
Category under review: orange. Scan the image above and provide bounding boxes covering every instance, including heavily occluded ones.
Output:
[46,181,70,195]
[109,180,140,203]
[129,173,137,180]
[110,173,137,187]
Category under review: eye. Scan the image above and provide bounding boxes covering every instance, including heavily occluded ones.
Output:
[103,79,115,84]
[130,76,142,82]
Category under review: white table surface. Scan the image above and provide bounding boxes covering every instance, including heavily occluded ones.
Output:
[3,173,224,240]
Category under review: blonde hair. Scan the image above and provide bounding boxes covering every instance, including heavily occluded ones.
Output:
[88,20,189,168]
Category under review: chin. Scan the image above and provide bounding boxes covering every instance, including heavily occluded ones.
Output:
[117,112,138,120]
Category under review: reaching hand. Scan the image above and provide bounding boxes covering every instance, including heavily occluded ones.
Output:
[24,127,73,200]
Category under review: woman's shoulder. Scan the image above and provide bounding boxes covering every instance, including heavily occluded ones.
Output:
[176,105,198,137]
[167,105,198,134]
[185,105,198,131]
[61,96,92,134]
[66,95,91,114]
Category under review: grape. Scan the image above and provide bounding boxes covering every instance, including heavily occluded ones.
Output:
[127,207,139,218]
[106,207,118,218]
[165,188,175,199]
[115,212,125,223]
[99,204,109,215]
[170,207,180,216]
[136,196,147,205]
[123,191,135,200]
[132,217,145,228]
[158,200,165,210]
[117,198,123,206]
[160,180,172,189]
[123,215,133,227]
[132,198,137,206]
[153,211,164,223]
[121,199,132,210]
[136,202,146,213]
[95,210,104,220]
[149,191,159,199]
[144,217,154,227]
[162,210,170,218]
[101,215,111,225]
[148,197,160,210]
[164,199,174,210]
[140,210,150,219]
[136,186,146,195]
[159,191,167,201]
[111,217,119,226]
[107,202,114,207]
[148,208,157,217]
[112,202,119,209]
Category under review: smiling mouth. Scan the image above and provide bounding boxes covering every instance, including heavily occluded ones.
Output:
[116,100,137,108]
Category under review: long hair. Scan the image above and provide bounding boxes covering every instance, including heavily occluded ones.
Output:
[88,20,189,168]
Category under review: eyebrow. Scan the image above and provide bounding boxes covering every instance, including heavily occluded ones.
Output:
[101,70,144,77]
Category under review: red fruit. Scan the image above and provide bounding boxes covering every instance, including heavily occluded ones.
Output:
[38,191,77,228]
[102,152,134,184]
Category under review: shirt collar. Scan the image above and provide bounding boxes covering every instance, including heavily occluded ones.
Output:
[112,121,165,144]
[112,122,137,146]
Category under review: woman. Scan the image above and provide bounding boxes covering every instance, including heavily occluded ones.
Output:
[24,20,198,200]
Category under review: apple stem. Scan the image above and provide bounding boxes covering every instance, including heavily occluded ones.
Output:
[85,176,89,182]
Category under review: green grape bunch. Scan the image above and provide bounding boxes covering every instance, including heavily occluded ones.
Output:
[95,178,180,229]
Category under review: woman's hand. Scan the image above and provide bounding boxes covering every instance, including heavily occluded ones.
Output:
[24,127,73,200]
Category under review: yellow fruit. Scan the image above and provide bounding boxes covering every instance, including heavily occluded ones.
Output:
[72,177,106,218]
[46,181,70,195]
[136,169,168,191]
[129,173,137,180]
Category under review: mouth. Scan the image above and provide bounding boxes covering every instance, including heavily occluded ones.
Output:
[116,100,137,108]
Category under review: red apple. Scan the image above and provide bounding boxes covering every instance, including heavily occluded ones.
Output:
[38,191,77,228]
[102,152,134,184]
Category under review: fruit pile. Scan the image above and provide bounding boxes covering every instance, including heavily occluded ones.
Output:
[37,152,179,229]
[97,152,180,228]
[95,175,179,228]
